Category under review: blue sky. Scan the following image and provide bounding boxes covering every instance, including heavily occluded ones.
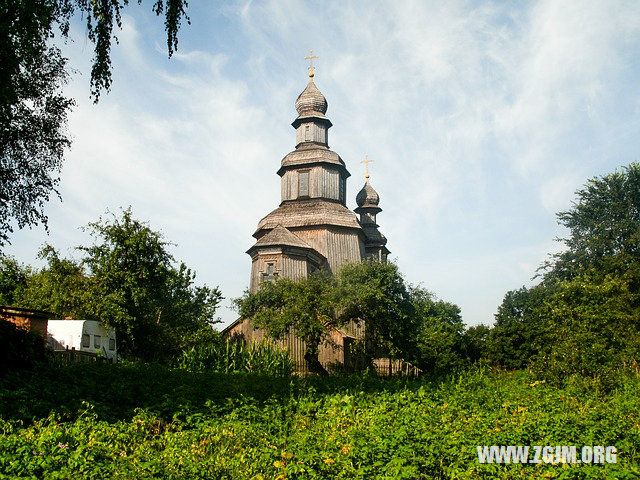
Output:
[6,0,640,327]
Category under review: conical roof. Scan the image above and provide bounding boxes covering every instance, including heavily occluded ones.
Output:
[356,181,380,207]
[252,225,312,249]
[295,78,328,116]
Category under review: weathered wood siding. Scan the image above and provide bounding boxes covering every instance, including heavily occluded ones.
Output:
[281,167,344,202]
[226,317,352,374]
[285,227,363,274]
[281,255,308,281]
[325,227,365,273]
[249,249,282,293]
[249,250,311,293]
[295,122,327,146]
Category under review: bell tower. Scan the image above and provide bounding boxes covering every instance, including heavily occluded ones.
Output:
[247,59,366,292]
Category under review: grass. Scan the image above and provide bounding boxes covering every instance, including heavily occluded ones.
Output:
[1,363,639,479]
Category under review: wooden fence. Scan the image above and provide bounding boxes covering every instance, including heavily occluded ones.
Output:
[52,348,113,365]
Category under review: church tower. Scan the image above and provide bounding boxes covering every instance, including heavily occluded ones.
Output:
[355,170,390,262]
[246,67,389,293]
[228,61,393,372]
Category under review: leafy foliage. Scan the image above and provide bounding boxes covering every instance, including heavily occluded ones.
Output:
[235,273,337,375]
[0,209,222,363]
[488,284,553,369]
[0,255,30,305]
[489,163,640,380]
[0,363,639,478]
[0,0,189,247]
[531,270,640,383]
[178,338,294,377]
[78,208,223,362]
[336,261,419,362]
[0,0,74,247]
[18,245,93,319]
[410,286,465,373]
[236,261,465,375]
[546,162,640,281]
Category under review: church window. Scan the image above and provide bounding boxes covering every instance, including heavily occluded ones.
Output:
[339,178,345,202]
[299,171,309,197]
[263,263,278,282]
[304,125,311,141]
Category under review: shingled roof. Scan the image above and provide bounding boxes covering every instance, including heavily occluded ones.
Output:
[295,78,328,116]
[252,225,313,249]
[254,200,363,235]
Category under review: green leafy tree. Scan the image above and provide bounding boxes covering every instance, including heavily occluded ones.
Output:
[18,244,93,318]
[235,273,337,375]
[491,163,640,377]
[336,261,419,363]
[544,162,640,281]
[489,284,553,369]
[409,286,465,373]
[80,208,222,362]
[1,0,189,247]
[236,261,464,375]
[0,255,30,305]
[531,269,640,382]
[461,323,491,363]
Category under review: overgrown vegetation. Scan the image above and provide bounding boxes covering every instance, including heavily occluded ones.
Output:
[1,164,639,477]
[0,362,638,479]
[178,339,294,377]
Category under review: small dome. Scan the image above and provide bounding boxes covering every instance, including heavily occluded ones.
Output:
[295,78,328,116]
[356,181,380,207]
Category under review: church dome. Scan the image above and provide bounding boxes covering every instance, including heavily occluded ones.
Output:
[356,181,380,207]
[295,78,328,116]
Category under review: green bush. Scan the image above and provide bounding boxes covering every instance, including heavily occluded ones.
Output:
[1,363,639,479]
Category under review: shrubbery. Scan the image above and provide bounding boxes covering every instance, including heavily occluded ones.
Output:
[0,362,638,479]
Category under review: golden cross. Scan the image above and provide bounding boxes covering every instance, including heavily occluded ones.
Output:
[361,155,373,180]
[304,50,319,77]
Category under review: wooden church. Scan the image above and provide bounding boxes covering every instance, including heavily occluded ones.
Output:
[225,63,393,373]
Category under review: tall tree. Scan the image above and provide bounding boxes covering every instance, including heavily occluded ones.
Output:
[336,261,419,363]
[491,163,640,378]
[235,261,464,374]
[544,162,640,281]
[80,208,222,361]
[235,273,337,375]
[409,286,465,373]
[19,244,93,318]
[0,254,30,305]
[0,0,189,247]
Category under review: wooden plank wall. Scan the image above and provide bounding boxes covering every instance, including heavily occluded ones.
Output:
[281,167,341,202]
[227,317,420,376]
